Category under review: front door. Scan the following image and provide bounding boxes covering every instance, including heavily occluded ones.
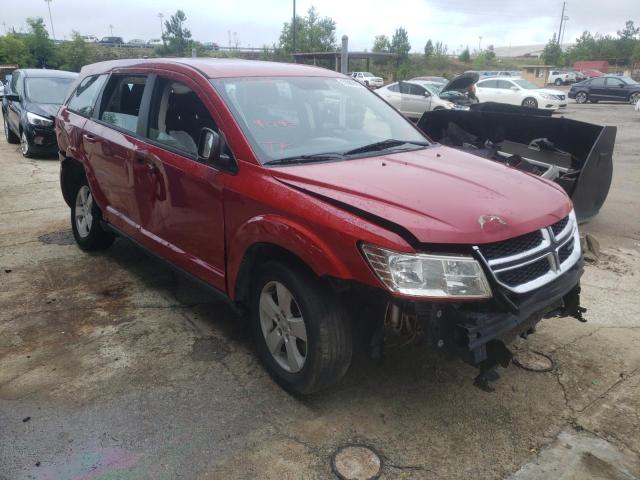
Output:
[588,77,607,100]
[133,74,227,290]
[401,83,430,118]
[7,71,23,133]
[604,77,628,101]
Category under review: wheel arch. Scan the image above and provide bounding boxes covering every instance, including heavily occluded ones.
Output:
[228,215,353,307]
[60,155,87,207]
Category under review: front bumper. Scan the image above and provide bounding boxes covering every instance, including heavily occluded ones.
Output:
[24,123,58,153]
[412,257,584,366]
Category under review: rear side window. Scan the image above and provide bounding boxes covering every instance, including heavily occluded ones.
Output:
[590,78,605,87]
[387,84,400,92]
[68,75,108,116]
[99,75,147,133]
[497,80,514,89]
[147,78,217,157]
[479,79,498,88]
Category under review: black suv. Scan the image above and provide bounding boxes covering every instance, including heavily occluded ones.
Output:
[2,69,77,157]
[569,76,640,104]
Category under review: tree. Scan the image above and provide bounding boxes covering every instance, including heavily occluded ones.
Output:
[390,27,411,59]
[542,33,562,65]
[424,39,433,58]
[57,32,94,72]
[24,17,56,67]
[433,41,448,57]
[617,20,639,40]
[485,45,496,61]
[458,47,470,62]
[278,7,336,54]
[0,34,31,67]
[161,10,193,55]
[372,35,390,53]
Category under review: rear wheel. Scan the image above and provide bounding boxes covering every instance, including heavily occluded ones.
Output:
[522,97,538,108]
[71,181,115,250]
[554,78,562,86]
[3,115,19,144]
[630,92,640,105]
[251,260,352,394]
[575,91,588,104]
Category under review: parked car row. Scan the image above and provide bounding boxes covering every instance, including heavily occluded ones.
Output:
[569,75,640,104]
[80,35,218,49]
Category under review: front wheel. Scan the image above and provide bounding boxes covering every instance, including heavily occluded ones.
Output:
[3,115,19,144]
[630,92,640,105]
[20,131,33,157]
[251,260,352,394]
[575,91,588,104]
[522,97,538,108]
[71,182,115,250]
[554,78,562,86]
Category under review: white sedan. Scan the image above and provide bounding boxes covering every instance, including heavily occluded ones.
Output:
[476,77,567,110]
[376,80,467,120]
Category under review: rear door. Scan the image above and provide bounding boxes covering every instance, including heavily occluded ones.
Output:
[496,79,521,105]
[133,73,228,289]
[378,83,402,110]
[83,74,152,239]
[475,79,499,102]
[588,77,607,100]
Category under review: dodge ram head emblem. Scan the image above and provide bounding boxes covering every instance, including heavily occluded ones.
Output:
[478,214,507,232]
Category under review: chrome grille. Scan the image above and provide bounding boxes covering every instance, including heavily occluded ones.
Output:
[474,212,581,294]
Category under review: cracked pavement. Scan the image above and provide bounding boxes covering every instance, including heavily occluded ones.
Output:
[1,99,639,479]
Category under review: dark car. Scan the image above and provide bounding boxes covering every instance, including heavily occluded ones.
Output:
[569,76,640,105]
[99,36,124,46]
[2,69,77,157]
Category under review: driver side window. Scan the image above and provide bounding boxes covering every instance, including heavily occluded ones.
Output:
[147,77,218,158]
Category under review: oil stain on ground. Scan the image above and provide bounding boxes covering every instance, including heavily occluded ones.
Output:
[191,336,230,362]
[38,230,75,246]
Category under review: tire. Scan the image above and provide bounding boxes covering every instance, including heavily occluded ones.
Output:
[522,97,538,108]
[20,131,33,158]
[364,80,370,88]
[554,78,562,86]
[630,92,640,105]
[250,260,352,395]
[590,99,599,104]
[3,115,19,144]
[70,180,115,251]
[575,91,588,104]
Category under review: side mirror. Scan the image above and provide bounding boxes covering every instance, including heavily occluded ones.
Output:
[510,86,519,91]
[198,127,237,173]
[424,91,431,97]
[5,93,19,102]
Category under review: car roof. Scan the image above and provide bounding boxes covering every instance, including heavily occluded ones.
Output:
[17,69,78,79]
[80,58,343,79]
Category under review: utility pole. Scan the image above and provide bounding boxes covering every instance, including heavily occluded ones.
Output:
[292,0,297,53]
[557,1,566,45]
[478,36,483,51]
[158,13,164,38]
[44,0,55,41]
[109,24,114,36]
[560,15,569,45]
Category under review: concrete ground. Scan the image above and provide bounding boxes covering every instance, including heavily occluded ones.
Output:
[1,99,639,480]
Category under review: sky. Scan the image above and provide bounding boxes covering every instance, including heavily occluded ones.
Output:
[2,0,638,54]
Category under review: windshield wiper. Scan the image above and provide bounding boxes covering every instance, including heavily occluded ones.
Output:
[344,139,429,156]
[263,152,346,166]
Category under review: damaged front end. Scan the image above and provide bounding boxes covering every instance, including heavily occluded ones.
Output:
[417,107,617,222]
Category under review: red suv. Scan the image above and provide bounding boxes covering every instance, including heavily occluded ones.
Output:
[56,59,584,393]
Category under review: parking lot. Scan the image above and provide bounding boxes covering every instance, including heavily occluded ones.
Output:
[1,98,639,479]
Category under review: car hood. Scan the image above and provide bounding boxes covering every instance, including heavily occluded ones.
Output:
[440,72,479,94]
[538,88,565,96]
[270,146,571,245]
[26,102,61,120]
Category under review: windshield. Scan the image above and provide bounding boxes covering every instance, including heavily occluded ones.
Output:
[619,76,638,85]
[513,79,539,90]
[25,77,75,104]
[362,72,375,77]
[211,76,429,164]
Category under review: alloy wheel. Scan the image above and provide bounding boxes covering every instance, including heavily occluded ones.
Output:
[523,98,537,108]
[20,132,29,155]
[259,280,308,373]
[74,185,94,238]
[630,93,640,105]
[576,92,587,104]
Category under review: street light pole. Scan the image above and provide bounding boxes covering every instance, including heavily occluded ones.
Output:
[557,1,566,45]
[292,0,297,53]
[478,36,483,51]
[44,0,55,41]
[109,24,114,36]
[158,13,164,38]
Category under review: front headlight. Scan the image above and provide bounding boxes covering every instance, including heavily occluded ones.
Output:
[539,93,555,100]
[26,112,53,127]
[361,244,492,298]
